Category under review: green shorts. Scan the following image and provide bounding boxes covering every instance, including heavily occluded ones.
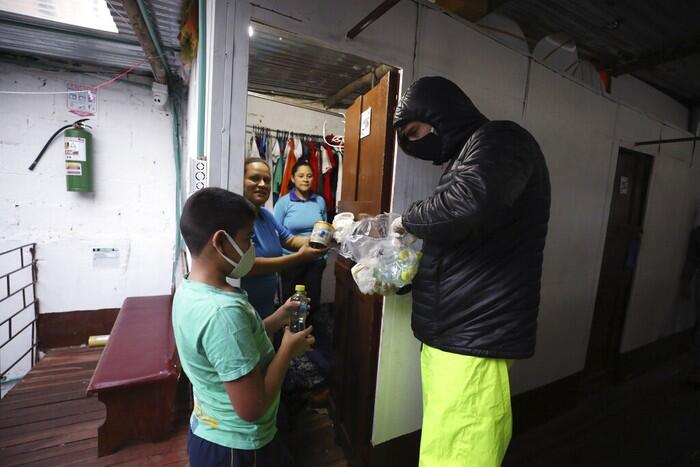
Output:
[419,344,513,467]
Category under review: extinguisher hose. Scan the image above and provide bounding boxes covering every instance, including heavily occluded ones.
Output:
[28,118,90,171]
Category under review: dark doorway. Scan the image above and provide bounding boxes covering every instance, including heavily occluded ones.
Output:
[584,148,654,389]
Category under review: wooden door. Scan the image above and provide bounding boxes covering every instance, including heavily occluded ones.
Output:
[339,71,399,216]
[330,70,399,467]
[584,148,653,387]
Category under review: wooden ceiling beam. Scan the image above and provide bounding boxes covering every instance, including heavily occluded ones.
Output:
[122,0,168,84]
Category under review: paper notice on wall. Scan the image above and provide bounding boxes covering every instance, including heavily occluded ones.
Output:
[65,162,82,176]
[65,137,86,161]
[360,107,372,139]
[67,82,97,117]
[89,240,130,270]
[92,247,120,268]
[619,176,629,195]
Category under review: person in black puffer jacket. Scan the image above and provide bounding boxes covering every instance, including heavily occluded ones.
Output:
[392,76,550,466]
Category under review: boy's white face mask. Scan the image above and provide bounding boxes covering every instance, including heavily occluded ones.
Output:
[215,230,256,278]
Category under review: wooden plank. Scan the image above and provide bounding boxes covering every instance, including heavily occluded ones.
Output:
[0,419,100,449]
[0,397,103,428]
[19,367,96,381]
[1,427,97,456]
[0,387,90,411]
[0,394,100,422]
[3,438,97,466]
[4,379,91,397]
[90,428,189,466]
[0,407,104,439]
[341,95,362,204]
[5,370,95,390]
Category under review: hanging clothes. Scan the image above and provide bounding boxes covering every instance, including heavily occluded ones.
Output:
[308,141,319,192]
[335,151,343,213]
[246,126,342,212]
[321,145,332,175]
[322,143,336,217]
[280,138,297,196]
[249,134,260,158]
[259,133,267,160]
[268,137,281,165]
[267,137,282,203]
[316,143,324,196]
[299,137,309,162]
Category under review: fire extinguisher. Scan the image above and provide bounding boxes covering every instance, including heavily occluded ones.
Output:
[28,118,93,192]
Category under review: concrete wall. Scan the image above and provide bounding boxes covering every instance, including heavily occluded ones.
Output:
[0,63,177,318]
[209,0,699,445]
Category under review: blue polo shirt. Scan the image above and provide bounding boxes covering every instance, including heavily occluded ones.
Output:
[241,208,293,319]
[274,189,327,255]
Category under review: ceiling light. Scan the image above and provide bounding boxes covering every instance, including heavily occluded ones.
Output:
[248,25,254,37]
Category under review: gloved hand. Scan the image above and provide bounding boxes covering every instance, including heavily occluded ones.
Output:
[391,216,406,236]
[390,216,416,247]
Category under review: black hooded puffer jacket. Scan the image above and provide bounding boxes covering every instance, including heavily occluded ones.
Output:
[394,77,551,359]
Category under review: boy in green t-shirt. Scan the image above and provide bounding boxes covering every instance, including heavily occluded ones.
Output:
[173,187,314,467]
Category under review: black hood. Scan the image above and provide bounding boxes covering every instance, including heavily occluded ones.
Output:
[393,76,488,165]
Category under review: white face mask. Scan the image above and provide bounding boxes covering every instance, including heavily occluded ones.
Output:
[215,231,256,279]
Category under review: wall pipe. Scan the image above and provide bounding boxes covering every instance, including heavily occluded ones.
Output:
[635,136,700,146]
[196,0,206,158]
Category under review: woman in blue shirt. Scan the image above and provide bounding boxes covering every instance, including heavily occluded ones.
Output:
[274,161,327,318]
[241,158,326,319]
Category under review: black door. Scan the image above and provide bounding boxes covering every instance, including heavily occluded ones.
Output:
[584,148,653,388]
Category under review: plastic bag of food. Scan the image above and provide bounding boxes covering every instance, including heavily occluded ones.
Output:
[336,212,421,295]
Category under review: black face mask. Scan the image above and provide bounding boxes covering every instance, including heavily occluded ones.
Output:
[399,130,442,163]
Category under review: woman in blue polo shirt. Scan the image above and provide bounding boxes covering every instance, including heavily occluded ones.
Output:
[241,158,326,319]
[274,161,327,316]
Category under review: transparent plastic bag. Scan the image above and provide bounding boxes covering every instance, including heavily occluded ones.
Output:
[332,212,355,243]
[336,212,421,295]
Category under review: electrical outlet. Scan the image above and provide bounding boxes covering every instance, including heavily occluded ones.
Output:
[152,82,168,109]
[189,158,208,192]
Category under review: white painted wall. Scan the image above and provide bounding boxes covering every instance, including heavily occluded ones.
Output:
[212,0,699,446]
[0,64,177,318]
[246,95,344,136]
[611,74,689,130]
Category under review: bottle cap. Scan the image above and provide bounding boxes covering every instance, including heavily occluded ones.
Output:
[295,284,306,292]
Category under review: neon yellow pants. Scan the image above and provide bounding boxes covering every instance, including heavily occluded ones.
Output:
[419,344,512,467]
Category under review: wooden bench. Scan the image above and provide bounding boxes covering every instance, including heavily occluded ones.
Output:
[87,295,184,456]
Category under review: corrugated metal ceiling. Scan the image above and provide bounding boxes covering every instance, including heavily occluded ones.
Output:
[496,0,700,105]
[0,0,184,80]
[1,1,696,106]
[0,2,382,107]
[248,22,384,108]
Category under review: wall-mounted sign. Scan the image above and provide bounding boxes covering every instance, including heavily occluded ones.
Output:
[67,82,97,117]
[619,176,630,195]
[360,107,372,139]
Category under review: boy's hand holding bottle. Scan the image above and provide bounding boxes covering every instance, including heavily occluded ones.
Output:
[281,325,315,359]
